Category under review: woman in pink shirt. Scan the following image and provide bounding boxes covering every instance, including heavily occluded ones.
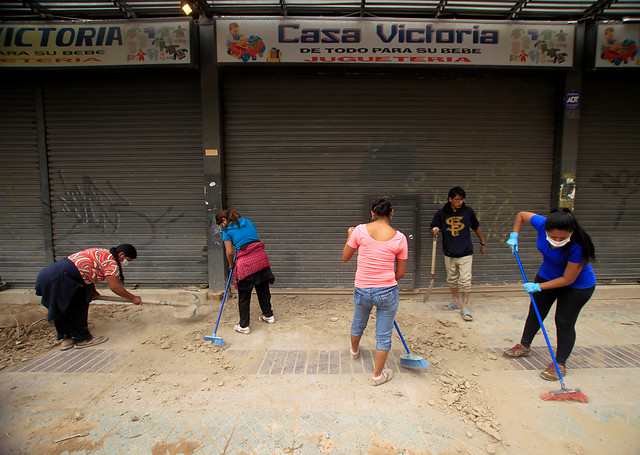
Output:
[343,198,408,386]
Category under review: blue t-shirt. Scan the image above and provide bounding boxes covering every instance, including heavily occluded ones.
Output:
[221,217,259,249]
[531,215,596,289]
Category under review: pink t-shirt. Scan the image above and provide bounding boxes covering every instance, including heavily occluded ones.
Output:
[347,223,408,288]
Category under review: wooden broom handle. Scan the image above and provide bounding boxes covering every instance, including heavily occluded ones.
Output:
[430,235,437,276]
[93,295,187,307]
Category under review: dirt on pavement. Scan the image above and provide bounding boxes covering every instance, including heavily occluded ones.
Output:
[1,291,635,455]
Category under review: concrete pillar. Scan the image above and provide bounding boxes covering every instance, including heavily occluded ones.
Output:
[36,84,54,263]
[552,23,585,211]
[199,19,227,290]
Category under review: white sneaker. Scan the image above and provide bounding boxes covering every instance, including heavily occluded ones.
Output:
[234,324,250,334]
[259,315,275,324]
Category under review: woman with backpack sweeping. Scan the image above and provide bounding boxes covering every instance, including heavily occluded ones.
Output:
[215,209,275,335]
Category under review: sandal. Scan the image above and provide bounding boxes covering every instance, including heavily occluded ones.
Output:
[59,339,74,351]
[74,335,108,349]
[461,309,473,321]
[369,368,393,386]
[350,348,360,360]
[442,302,460,311]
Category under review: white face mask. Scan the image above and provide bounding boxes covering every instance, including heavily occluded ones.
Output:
[546,235,571,248]
[121,259,130,267]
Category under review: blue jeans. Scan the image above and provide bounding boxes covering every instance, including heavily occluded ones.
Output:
[351,286,399,351]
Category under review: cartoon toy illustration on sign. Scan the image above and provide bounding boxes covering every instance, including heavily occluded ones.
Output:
[228,35,266,62]
[225,22,266,62]
[600,27,638,65]
[267,47,282,62]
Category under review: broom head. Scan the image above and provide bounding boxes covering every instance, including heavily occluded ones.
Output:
[540,388,589,403]
[203,335,225,347]
[400,353,429,370]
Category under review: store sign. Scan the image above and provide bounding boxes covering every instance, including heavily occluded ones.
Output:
[0,20,193,68]
[216,18,574,67]
[595,23,640,68]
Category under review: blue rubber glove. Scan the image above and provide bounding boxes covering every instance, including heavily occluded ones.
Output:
[522,282,541,293]
[506,232,519,253]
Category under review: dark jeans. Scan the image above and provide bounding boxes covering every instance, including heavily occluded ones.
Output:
[237,279,273,328]
[521,275,595,365]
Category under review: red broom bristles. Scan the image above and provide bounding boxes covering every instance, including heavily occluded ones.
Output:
[540,391,589,403]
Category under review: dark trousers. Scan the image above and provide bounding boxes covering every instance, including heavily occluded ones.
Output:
[237,280,273,328]
[53,295,92,343]
[36,258,93,343]
[521,275,595,365]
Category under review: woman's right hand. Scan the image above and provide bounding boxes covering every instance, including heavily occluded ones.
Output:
[507,232,519,253]
[131,295,142,305]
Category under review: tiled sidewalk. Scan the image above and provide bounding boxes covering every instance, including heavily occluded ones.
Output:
[486,344,640,371]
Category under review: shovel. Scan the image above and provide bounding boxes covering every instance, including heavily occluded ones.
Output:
[423,234,437,302]
[93,294,200,318]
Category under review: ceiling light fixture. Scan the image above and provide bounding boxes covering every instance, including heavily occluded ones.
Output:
[181,2,193,16]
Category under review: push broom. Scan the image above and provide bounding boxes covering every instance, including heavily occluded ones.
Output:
[394,320,429,370]
[513,249,589,403]
[204,252,237,347]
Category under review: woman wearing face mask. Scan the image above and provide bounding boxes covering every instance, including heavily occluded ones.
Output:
[503,208,596,381]
[36,244,140,350]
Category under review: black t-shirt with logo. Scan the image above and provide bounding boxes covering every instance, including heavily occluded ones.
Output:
[430,203,480,258]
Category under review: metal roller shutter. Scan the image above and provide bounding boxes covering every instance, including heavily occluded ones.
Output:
[0,83,48,285]
[44,75,207,286]
[575,73,640,284]
[222,70,557,289]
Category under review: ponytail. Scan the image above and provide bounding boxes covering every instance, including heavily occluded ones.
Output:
[109,243,137,284]
[215,209,241,228]
[371,198,393,219]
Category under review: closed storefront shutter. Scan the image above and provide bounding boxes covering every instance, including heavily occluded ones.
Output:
[576,73,640,284]
[44,75,207,286]
[0,83,48,285]
[222,70,557,289]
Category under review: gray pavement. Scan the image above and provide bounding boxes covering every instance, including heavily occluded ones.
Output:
[0,285,639,455]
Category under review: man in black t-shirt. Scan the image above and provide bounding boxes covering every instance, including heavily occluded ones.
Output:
[430,187,486,322]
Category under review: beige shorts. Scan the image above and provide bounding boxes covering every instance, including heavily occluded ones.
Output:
[444,255,473,293]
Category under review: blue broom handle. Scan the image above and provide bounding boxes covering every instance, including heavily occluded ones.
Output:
[393,320,412,355]
[213,251,237,335]
[514,250,567,388]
